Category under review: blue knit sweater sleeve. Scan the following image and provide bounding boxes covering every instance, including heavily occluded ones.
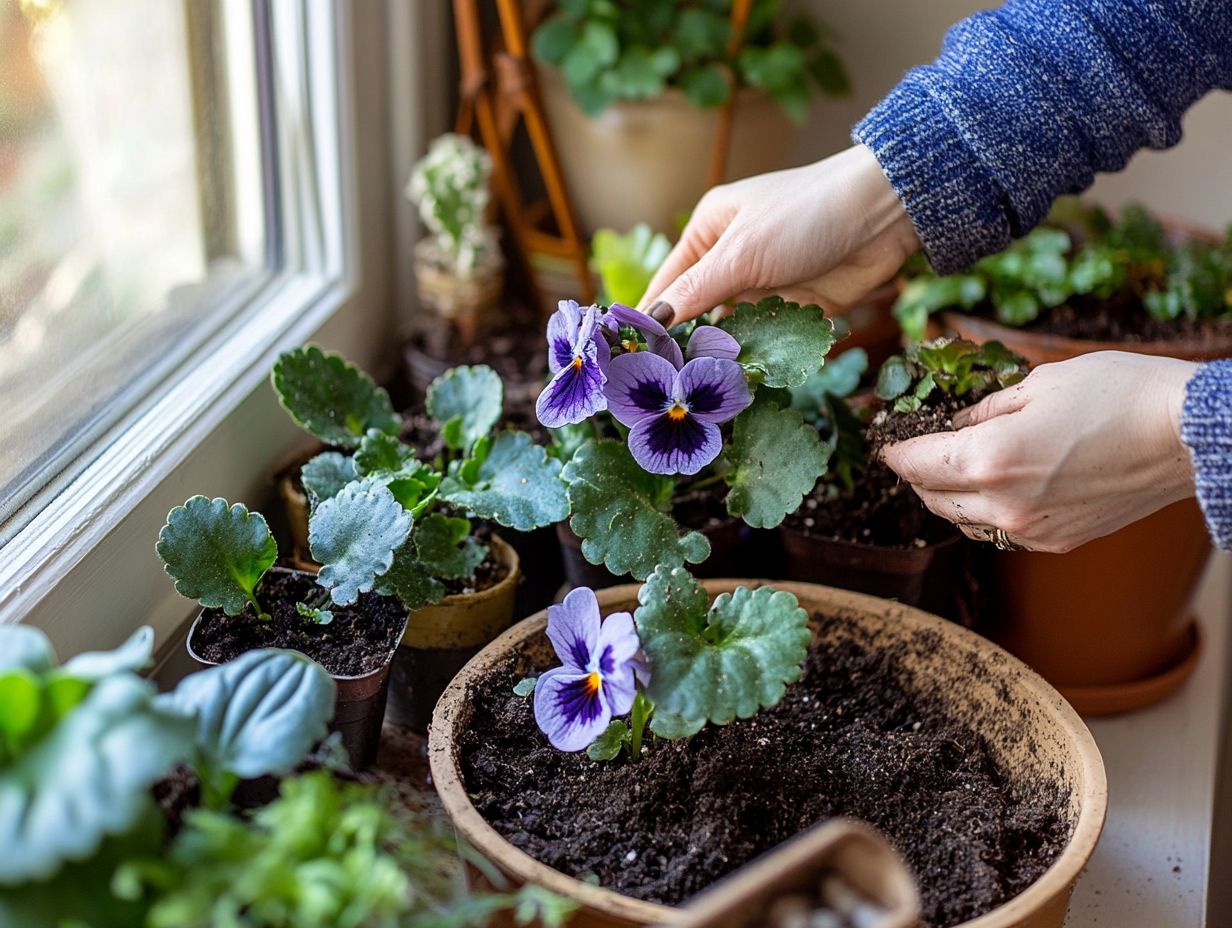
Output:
[1183,363,1232,550]
[853,0,1232,275]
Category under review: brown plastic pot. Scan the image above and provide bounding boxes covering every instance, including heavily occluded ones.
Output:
[556,519,746,591]
[429,579,1107,928]
[936,311,1226,714]
[274,447,320,563]
[185,567,405,770]
[672,819,920,928]
[779,526,964,620]
[385,535,520,733]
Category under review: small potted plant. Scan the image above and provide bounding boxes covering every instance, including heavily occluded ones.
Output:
[538,296,839,587]
[428,571,1107,928]
[275,347,569,732]
[405,132,504,351]
[893,202,1231,713]
[530,0,849,235]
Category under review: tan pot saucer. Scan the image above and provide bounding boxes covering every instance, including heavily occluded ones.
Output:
[429,579,1107,928]
[1060,619,1203,717]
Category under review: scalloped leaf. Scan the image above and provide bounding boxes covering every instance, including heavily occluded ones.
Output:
[375,541,447,612]
[636,567,810,727]
[300,452,357,505]
[725,400,830,529]
[414,513,486,581]
[353,431,440,513]
[272,346,400,449]
[718,296,836,388]
[0,674,196,883]
[309,481,413,606]
[440,431,568,531]
[168,649,335,788]
[562,440,709,581]
[157,497,278,618]
[426,364,503,451]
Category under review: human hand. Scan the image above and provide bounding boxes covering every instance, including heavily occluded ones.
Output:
[638,145,920,326]
[881,351,1199,553]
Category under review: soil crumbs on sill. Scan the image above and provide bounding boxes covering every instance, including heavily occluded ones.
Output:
[190,570,405,677]
[459,615,1069,928]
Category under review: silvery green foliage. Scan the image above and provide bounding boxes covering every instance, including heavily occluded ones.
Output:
[309,480,413,606]
[271,346,400,450]
[427,364,503,452]
[405,133,499,278]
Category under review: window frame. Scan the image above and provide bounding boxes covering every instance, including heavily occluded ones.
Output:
[0,0,398,657]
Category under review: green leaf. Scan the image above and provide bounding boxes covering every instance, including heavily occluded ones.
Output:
[586,721,630,761]
[414,513,486,581]
[300,452,357,505]
[562,440,710,581]
[636,568,810,728]
[649,711,705,740]
[875,355,912,401]
[440,431,569,532]
[725,400,830,529]
[719,296,836,388]
[309,481,414,606]
[296,602,334,625]
[512,676,538,697]
[375,541,447,612]
[0,625,56,673]
[788,348,867,421]
[561,20,618,88]
[157,497,278,618]
[591,223,672,307]
[168,649,335,787]
[0,670,41,754]
[62,627,155,680]
[679,63,731,108]
[531,16,577,65]
[996,290,1041,326]
[0,674,196,883]
[426,365,503,451]
[271,346,400,449]
[675,9,730,61]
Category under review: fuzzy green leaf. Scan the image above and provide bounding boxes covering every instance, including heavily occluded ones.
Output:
[296,602,334,625]
[719,296,836,388]
[725,401,830,529]
[586,721,629,761]
[353,431,440,512]
[648,711,705,740]
[637,567,810,728]
[426,365,503,451]
[157,497,278,618]
[441,431,568,531]
[375,541,447,612]
[0,625,56,673]
[562,440,710,581]
[272,346,400,449]
[875,355,912,401]
[62,627,155,680]
[300,452,357,505]
[309,481,413,606]
[788,347,867,422]
[414,513,486,581]
[513,676,538,697]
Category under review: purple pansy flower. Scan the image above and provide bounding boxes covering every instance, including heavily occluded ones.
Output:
[534,587,641,752]
[536,300,611,428]
[604,303,742,368]
[605,350,753,475]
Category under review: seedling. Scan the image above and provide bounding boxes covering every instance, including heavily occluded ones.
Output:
[875,338,1028,414]
[405,133,499,279]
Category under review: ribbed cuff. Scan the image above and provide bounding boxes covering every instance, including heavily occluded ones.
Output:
[1181,360,1232,551]
[853,81,1012,275]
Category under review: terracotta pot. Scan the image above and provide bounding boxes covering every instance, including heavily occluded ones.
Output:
[429,579,1107,928]
[538,67,798,237]
[386,535,520,733]
[779,527,964,621]
[936,311,1225,714]
[185,567,405,770]
[674,819,920,928]
[556,519,746,591]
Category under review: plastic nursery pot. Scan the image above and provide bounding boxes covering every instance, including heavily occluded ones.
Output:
[385,534,520,734]
[429,579,1107,928]
[779,526,964,620]
[273,446,322,563]
[185,567,405,771]
[537,65,797,237]
[672,819,920,928]
[556,520,746,592]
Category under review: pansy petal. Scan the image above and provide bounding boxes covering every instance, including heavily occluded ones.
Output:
[534,666,611,751]
[605,351,675,427]
[606,303,683,369]
[677,357,753,424]
[686,325,741,362]
[546,586,602,671]
[603,668,637,718]
[546,300,582,374]
[536,357,608,428]
[596,611,639,669]
[628,413,721,476]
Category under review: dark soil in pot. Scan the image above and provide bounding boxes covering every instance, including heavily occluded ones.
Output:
[188,570,405,677]
[458,613,1069,928]
[975,295,1232,345]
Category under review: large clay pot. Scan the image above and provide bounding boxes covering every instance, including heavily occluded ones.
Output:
[429,580,1107,928]
[385,535,520,733]
[538,67,798,237]
[938,311,1228,714]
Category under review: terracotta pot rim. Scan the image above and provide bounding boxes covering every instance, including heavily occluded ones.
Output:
[428,579,1107,928]
[424,534,521,610]
[185,566,406,683]
[779,522,963,555]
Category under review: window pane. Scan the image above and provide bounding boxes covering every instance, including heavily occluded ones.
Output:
[0,0,266,519]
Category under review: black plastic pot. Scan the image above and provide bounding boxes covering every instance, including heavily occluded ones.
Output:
[779,526,965,620]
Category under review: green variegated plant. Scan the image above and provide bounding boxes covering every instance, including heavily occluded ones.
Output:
[875,337,1028,414]
[271,348,568,613]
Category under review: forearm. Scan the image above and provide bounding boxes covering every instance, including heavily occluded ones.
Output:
[1182,361,1232,550]
[854,0,1232,274]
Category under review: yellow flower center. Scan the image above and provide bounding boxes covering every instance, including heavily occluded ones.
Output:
[621,339,641,353]
[666,404,689,421]
[585,671,602,695]
[572,356,584,371]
